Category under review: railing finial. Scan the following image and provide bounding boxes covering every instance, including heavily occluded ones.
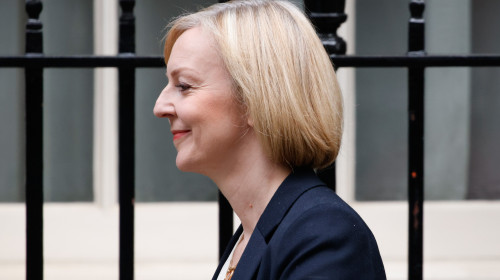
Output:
[26,0,43,53]
[119,0,136,53]
[409,0,425,53]
[304,0,347,55]
[410,0,425,20]
[304,0,347,191]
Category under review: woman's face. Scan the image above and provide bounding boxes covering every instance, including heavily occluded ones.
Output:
[154,27,250,176]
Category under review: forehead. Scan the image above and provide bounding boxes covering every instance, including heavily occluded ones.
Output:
[167,27,220,74]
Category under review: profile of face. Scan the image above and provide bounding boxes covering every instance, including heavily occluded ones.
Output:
[154,27,250,176]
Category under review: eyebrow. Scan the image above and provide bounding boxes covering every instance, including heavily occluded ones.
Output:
[167,67,200,80]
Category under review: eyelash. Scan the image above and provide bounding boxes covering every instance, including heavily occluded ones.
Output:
[175,82,191,92]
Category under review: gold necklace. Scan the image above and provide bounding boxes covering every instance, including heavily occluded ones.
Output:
[224,233,245,280]
[224,266,236,280]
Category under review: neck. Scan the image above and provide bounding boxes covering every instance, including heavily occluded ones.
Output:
[208,139,291,238]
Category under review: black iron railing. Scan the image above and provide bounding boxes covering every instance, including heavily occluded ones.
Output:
[407,2,425,278]
[117,1,136,279]
[0,0,499,280]
[24,2,44,280]
[3,54,500,68]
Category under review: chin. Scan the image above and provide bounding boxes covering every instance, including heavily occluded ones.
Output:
[175,160,191,172]
[175,156,197,173]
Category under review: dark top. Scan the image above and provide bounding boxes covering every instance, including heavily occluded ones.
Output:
[212,168,386,280]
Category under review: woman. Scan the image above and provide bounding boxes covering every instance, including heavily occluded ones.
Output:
[153,1,386,279]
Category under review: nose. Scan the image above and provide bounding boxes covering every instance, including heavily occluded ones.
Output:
[153,85,176,119]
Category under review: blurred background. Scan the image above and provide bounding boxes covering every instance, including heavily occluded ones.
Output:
[1,0,499,279]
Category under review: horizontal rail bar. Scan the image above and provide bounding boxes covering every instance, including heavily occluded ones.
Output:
[1,54,500,68]
[332,54,500,67]
[0,55,165,67]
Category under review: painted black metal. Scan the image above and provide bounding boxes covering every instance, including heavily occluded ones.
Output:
[408,1,425,279]
[218,191,234,258]
[119,0,136,54]
[330,55,500,67]
[305,0,347,55]
[119,66,135,280]
[25,1,44,280]
[3,55,500,68]
[118,1,136,280]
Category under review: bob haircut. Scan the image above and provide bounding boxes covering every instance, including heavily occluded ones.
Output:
[164,0,343,169]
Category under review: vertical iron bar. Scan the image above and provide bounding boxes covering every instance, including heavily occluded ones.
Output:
[216,0,233,259]
[304,0,347,191]
[119,1,135,279]
[218,192,233,259]
[408,1,425,279]
[25,1,44,279]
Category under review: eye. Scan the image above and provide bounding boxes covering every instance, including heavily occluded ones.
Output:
[175,82,192,92]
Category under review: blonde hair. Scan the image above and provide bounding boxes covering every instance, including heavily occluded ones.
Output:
[164,0,343,169]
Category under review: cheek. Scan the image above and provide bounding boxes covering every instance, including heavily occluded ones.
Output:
[180,93,246,135]
[187,100,225,126]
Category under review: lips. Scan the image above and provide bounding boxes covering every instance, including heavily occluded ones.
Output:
[172,130,191,141]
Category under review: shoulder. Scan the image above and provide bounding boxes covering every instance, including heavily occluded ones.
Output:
[261,186,386,279]
[279,185,374,248]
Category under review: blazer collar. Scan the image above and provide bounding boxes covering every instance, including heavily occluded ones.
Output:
[254,168,325,243]
[213,168,325,280]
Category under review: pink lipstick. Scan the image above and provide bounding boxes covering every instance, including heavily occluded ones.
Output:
[172,130,190,141]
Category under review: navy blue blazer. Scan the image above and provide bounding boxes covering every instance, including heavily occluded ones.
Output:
[212,168,386,280]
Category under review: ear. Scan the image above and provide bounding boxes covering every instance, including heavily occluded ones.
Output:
[247,114,254,127]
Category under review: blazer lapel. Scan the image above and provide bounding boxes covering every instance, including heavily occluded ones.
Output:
[231,168,325,280]
[231,228,268,280]
[254,168,324,243]
[212,226,243,280]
